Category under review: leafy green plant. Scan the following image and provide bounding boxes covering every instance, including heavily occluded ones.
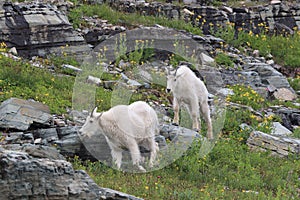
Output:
[288,76,300,91]
[127,40,154,66]
[215,52,235,68]
[226,84,268,110]
[291,127,300,138]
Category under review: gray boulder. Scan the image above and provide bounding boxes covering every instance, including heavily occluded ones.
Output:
[0,98,52,131]
[0,149,142,200]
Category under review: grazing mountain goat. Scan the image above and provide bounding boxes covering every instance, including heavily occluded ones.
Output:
[79,101,159,172]
[166,65,213,139]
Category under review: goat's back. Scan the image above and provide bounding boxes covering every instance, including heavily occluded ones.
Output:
[174,66,208,99]
[101,101,158,139]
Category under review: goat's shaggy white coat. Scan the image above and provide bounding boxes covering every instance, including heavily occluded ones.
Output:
[166,65,213,139]
[79,101,159,172]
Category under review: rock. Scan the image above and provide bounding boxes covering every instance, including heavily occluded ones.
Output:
[86,75,102,86]
[0,98,52,131]
[0,2,91,59]
[0,149,142,200]
[247,131,300,157]
[199,68,224,94]
[78,130,116,163]
[33,128,59,145]
[274,108,300,129]
[3,144,66,160]
[103,80,117,90]
[4,132,34,144]
[270,0,281,5]
[183,0,197,4]
[252,50,260,57]
[271,122,293,136]
[55,126,94,159]
[183,8,194,15]
[97,186,143,200]
[62,64,82,72]
[8,47,18,55]
[54,118,66,127]
[200,53,215,67]
[127,79,142,88]
[80,16,126,47]
[160,124,201,142]
[216,88,234,97]
[273,88,297,101]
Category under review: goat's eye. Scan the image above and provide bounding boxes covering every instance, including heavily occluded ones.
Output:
[89,119,93,123]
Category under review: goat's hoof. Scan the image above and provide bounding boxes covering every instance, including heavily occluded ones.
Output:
[193,128,200,132]
[172,122,179,126]
[138,165,146,173]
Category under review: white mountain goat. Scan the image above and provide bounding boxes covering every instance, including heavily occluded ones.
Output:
[79,101,159,172]
[166,65,213,139]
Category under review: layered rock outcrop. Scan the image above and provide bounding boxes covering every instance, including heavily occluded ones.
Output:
[2,1,300,59]
[0,149,142,200]
[0,1,90,58]
[108,0,300,35]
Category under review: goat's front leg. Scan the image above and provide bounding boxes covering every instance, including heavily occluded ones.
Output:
[110,146,123,169]
[172,97,180,125]
[106,138,123,169]
[128,141,146,172]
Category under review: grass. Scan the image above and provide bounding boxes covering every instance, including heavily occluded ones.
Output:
[67,3,203,35]
[0,52,113,114]
[0,56,74,114]
[215,52,235,68]
[71,137,300,199]
[288,76,300,91]
[213,23,300,68]
[291,127,300,138]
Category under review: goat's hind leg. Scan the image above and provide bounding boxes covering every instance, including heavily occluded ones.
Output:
[200,101,213,140]
[147,138,158,168]
[188,99,200,131]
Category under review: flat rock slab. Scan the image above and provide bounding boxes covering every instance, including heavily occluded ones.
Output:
[247,131,300,157]
[0,98,52,131]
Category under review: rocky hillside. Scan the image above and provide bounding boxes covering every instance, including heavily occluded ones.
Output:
[0,0,299,199]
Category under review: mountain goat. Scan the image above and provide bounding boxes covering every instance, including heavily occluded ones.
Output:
[79,101,159,172]
[166,65,213,139]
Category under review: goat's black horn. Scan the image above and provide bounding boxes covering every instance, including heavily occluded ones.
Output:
[174,66,179,76]
[91,107,98,117]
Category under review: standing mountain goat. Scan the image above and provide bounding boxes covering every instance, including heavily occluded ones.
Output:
[166,65,213,139]
[79,101,159,172]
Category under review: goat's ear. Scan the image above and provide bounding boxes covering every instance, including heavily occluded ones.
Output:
[91,107,98,117]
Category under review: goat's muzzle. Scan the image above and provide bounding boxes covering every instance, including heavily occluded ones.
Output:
[166,88,171,93]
